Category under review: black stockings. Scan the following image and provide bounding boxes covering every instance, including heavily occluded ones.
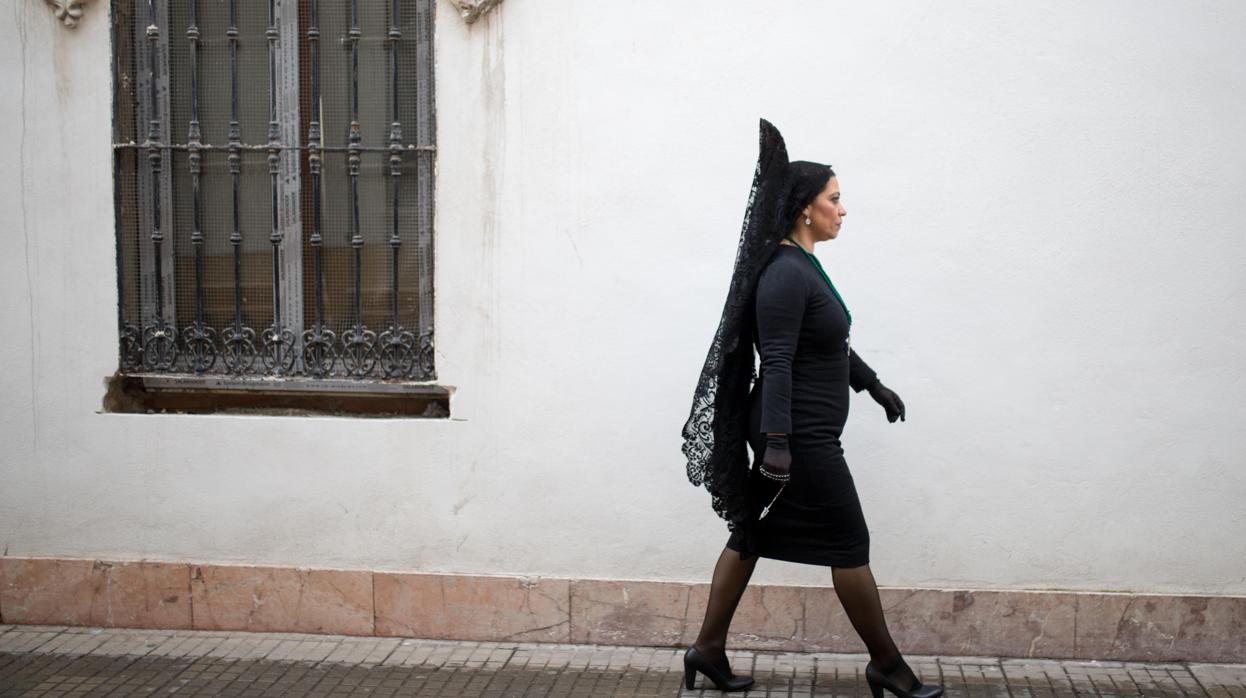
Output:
[692,548,918,690]
[693,547,758,660]
[832,564,919,691]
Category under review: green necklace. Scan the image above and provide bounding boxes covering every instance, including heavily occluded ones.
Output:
[785,238,852,327]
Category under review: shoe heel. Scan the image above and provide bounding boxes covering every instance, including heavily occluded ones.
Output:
[865,662,889,698]
[683,663,697,690]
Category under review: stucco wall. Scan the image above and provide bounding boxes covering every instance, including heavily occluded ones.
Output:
[1,0,1244,595]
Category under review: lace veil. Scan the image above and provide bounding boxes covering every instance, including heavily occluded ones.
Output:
[681,119,793,555]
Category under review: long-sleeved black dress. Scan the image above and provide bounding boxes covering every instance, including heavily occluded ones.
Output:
[725,244,879,567]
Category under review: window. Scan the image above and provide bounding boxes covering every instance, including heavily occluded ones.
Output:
[111,0,436,401]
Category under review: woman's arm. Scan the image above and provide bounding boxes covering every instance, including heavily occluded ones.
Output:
[849,348,907,422]
[755,261,807,434]
[848,348,879,393]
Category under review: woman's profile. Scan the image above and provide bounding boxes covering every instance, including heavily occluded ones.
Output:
[682,119,942,697]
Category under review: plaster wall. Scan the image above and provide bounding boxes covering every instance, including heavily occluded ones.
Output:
[1,0,1244,594]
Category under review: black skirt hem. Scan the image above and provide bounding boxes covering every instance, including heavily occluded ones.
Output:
[725,533,869,569]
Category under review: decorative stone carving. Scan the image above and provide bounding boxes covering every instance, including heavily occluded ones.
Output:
[45,0,95,28]
[447,0,504,24]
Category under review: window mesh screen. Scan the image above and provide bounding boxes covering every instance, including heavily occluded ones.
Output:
[113,0,435,382]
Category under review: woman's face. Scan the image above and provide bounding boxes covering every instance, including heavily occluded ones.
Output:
[803,176,846,241]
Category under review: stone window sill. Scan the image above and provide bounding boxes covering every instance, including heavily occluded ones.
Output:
[103,373,451,418]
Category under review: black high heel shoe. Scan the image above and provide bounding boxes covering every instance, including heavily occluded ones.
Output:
[683,645,755,692]
[865,660,943,698]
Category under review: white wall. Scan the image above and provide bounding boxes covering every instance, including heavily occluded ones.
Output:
[2,0,1244,595]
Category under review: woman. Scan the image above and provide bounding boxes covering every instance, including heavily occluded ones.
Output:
[682,120,941,697]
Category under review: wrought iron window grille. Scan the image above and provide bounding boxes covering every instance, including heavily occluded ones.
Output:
[112,0,436,392]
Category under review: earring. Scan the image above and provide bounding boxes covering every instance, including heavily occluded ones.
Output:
[804,216,811,225]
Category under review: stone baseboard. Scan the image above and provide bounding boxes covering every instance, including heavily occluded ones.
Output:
[1,557,1241,662]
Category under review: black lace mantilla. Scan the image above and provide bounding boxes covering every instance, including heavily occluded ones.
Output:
[682,119,792,551]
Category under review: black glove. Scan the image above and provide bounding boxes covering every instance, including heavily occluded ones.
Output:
[760,433,792,482]
[867,380,906,423]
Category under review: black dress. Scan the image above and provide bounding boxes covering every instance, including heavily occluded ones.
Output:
[725,244,879,567]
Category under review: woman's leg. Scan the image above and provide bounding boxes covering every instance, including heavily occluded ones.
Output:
[831,563,919,690]
[693,546,759,657]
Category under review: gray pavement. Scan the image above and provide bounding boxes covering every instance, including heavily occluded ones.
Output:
[2,624,1244,697]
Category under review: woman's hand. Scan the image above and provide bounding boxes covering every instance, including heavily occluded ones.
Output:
[867,380,906,423]
[760,433,792,481]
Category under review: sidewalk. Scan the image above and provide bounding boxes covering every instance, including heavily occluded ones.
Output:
[2,625,1244,697]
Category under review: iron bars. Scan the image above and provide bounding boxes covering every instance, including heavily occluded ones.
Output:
[141,0,177,371]
[183,0,216,373]
[377,0,419,379]
[263,0,296,375]
[340,0,377,378]
[219,0,258,374]
[112,0,436,385]
[302,0,336,379]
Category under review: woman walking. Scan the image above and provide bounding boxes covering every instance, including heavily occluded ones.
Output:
[682,120,942,697]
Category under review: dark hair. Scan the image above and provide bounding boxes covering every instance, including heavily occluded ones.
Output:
[778,160,835,234]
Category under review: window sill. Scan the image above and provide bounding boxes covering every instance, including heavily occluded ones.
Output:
[104,373,451,418]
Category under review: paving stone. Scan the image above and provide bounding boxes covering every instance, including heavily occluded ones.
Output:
[0,624,1244,696]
